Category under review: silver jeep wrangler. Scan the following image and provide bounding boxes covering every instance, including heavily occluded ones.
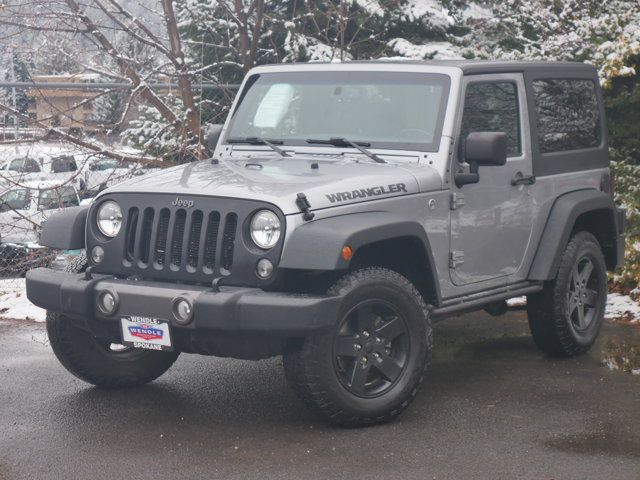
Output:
[26,61,626,426]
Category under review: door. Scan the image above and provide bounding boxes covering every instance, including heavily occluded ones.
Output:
[450,74,536,286]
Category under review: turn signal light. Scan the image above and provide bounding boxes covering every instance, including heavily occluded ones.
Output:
[342,246,353,261]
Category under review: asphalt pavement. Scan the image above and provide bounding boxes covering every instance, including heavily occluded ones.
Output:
[0,312,639,480]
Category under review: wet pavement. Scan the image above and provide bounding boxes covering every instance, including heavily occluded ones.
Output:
[0,312,639,480]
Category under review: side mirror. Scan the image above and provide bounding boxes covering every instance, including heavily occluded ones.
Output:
[455,132,508,187]
[206,124,224,155]
[465,132,508,166]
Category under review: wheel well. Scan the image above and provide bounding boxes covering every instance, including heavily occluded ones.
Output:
[350,236,439,306]
[571,208,618,270]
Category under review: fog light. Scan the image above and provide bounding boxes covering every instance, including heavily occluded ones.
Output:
[172,297,193,325]
[256,258,274,279]
[97,290,117,316]
[91,246,105,264]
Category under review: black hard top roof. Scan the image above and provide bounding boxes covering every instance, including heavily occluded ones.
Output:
[287,59,598,76]
[405,60,595,75]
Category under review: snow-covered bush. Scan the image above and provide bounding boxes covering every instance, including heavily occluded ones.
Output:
[611,158,640,300]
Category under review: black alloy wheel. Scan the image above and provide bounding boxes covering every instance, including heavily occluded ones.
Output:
[333,300,410,398]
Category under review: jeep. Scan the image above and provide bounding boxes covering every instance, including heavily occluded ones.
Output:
[26,61,626,427]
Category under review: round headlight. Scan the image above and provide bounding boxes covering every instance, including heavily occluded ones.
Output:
[250,210,281,249]
[97,201,123,238]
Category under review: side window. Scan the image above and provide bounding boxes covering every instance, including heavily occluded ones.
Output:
[8,159,24,172]
[39,187,79,210]
[0,189,29,211]
[460,82,521,157]
[51,155,77,173]
[10,158,41,173]
[532,79,601,154]
[60,187,79,207]
[25,158,41,173]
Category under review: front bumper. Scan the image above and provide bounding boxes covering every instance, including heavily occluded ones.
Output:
[26,268,341,336]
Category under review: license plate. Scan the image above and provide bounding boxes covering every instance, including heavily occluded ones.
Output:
[120,316,173,351]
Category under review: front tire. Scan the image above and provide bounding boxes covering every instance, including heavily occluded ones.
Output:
[527,231,608,357]
[47,313,179,388]
[283,268,432,427]
[46,250,179,388]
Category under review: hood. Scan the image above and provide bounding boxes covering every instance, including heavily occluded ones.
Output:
[104,155,443,215]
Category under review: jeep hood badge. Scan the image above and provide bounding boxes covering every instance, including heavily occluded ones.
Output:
[172,197,195,208]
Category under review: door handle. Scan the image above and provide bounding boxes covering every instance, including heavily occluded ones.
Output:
[511,172,536,186]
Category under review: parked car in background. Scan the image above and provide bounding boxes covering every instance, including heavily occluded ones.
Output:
[0,154,86,192]
[83,156,136,195]
[0,181,80,245]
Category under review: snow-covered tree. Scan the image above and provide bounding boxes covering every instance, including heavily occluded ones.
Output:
[0,0,205,162]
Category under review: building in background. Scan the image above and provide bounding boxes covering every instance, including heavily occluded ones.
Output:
[26,74,102,131]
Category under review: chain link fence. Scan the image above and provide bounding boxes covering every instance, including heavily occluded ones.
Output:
[0,139,163,293]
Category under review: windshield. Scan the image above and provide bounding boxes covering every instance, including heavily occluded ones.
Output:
[225,71,451,152]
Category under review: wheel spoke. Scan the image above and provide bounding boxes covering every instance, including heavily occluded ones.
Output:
[335,335,360,357]
[577,260,593,284]
[576,303,587,329]
[571,265,581,291]
[347,361,370,394]
[566,290,574,304]
[355,304,376,332]
[584,289,599,307]
[374,355,403,382]
[567,296,579,318]
[375,316,405,341]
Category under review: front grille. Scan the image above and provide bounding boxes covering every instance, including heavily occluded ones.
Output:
[89,194,284,287]
[123,207,237,275]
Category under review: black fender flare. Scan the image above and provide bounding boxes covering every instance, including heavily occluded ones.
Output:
[528,189,620,281]
[279,212,440,299]
[39,205,89,250]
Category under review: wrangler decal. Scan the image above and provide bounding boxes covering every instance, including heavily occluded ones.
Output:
[325,183,408,203]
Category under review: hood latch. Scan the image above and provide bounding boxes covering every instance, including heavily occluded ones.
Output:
[296,193,315,221]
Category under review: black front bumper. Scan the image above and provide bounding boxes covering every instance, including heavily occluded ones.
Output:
[26,268,341,336]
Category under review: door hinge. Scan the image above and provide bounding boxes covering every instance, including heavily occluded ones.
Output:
[449,251,465,268]
[450,192,465,210]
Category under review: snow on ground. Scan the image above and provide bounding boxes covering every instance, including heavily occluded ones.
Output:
[0,278,46,322]
[504,294,640,324]
[605,293,640,323]
[1,277,639,324]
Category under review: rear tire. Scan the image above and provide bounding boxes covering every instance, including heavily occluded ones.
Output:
[283,267,432,427]
[527,231,607,357]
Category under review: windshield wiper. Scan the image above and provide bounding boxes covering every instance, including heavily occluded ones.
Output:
[306,137,386,164]
[227,137,290,157]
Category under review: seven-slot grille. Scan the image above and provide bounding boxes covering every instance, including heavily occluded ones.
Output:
[123,206,237,274]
